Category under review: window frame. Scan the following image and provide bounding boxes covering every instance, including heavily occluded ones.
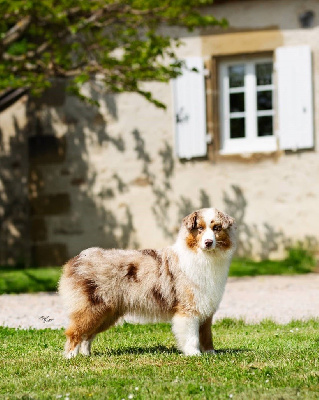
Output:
[219,57,277,155]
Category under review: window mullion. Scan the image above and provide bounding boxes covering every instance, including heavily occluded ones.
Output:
[245,63,257,141]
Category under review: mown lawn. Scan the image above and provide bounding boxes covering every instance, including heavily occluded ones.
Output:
[229,257,315,277]
[1,319,319,399]
[0,267,61,295]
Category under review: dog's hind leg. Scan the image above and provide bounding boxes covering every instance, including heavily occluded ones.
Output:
[79,312,121,356]
[79,334,96,356]
[64,326,82,359]
[64,307,109,358]
[65,308,122,358]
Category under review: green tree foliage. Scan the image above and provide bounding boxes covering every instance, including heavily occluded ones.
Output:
[0,0,226,107]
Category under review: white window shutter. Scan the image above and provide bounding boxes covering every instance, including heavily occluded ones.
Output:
[172,57,207,159]
[276,45,314,150]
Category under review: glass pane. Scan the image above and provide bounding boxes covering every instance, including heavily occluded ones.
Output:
[257,91,272,110]
[229,65,245,88]
[256,63,273,85]
[230,92,245,113]
[258,116,273,137]
[230,118,245,139]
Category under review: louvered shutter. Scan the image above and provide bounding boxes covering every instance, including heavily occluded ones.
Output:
[172,57,207,159]
[276,45,314,150]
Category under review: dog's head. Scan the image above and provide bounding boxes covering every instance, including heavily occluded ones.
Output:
[181,208,236,253]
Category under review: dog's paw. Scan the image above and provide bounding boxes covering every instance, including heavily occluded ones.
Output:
[64,345,80,359]
[204,349,216,355]
[183,347,201,356]
[80,341,92,356]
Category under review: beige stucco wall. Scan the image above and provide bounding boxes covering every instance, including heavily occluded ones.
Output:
[1,0,319,265]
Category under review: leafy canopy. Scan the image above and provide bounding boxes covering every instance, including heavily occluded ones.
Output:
[0,0,226,107]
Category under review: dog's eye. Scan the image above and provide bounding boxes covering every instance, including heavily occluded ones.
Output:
[213,225,222,232]
[198,226,204,232]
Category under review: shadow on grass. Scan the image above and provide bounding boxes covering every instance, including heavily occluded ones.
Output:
[95,345,179,356]
[94,346,251,356]
[24,270,56,287]
[0,265,28,271]
[214,348,251,355]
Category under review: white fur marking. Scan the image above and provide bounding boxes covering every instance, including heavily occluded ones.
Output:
[200,208,217,250]
[172,315,201,356]
[173,238,233,319]
[80,338,94,356]
[65,344,80,359]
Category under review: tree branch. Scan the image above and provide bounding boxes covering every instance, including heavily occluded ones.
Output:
[1,16,32,48]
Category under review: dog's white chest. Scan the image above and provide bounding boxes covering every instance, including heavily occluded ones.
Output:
[177,249,230,319]
[193,266,228,318]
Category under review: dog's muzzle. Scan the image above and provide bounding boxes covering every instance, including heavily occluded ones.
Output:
[204,239,214,249]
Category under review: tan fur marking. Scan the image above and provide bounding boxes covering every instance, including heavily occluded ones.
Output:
[81,278,103,305]
[186,231,199,250]
[185,217,206,251]
[199,316,214,351]
[125,263,139,282]
[185,287,195,306]
[215,230,232,250]
[140,249,162,264]
[163,256,178,309]
[164,256,175,282]
[63,257,104,306]
[151,287,169,311]
[65,306,110,352]
[173,286,197,315]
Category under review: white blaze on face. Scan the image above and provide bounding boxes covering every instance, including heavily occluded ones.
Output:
[200,208,217,250]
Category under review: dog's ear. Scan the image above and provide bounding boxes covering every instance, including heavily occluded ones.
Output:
[183,211,198,231]
[223,215,235,230]
[217,210,235,230]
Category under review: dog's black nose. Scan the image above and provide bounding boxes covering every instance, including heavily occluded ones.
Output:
[204,239,213,248]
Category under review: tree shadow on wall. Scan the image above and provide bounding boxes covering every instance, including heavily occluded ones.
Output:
[131,129,174,239]
[130,129,215,240]
[2,82,140,266]
[222,184,319,259]
[131,129,212,240]
[130,127,319,258]
[129,128,317,260]
[0,117,30,266]
[3,82,318,267]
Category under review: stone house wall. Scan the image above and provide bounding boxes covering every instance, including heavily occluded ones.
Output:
[1,0,319,266]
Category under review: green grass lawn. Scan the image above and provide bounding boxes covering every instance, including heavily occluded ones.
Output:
[0,319,318,399]
[229,257,315,277]
[0,267,62,295]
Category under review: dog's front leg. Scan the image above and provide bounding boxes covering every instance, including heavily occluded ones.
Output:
[199,315,216,353]
[172,314,201,356]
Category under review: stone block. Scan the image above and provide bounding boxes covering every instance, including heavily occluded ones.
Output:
[30,193,70,216]
[31,243,68,267]
[28,135,66,164]
[30,217,47,241]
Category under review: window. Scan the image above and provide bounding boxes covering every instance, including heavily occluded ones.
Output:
[172,46,313,160]
[219,58,277,154]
